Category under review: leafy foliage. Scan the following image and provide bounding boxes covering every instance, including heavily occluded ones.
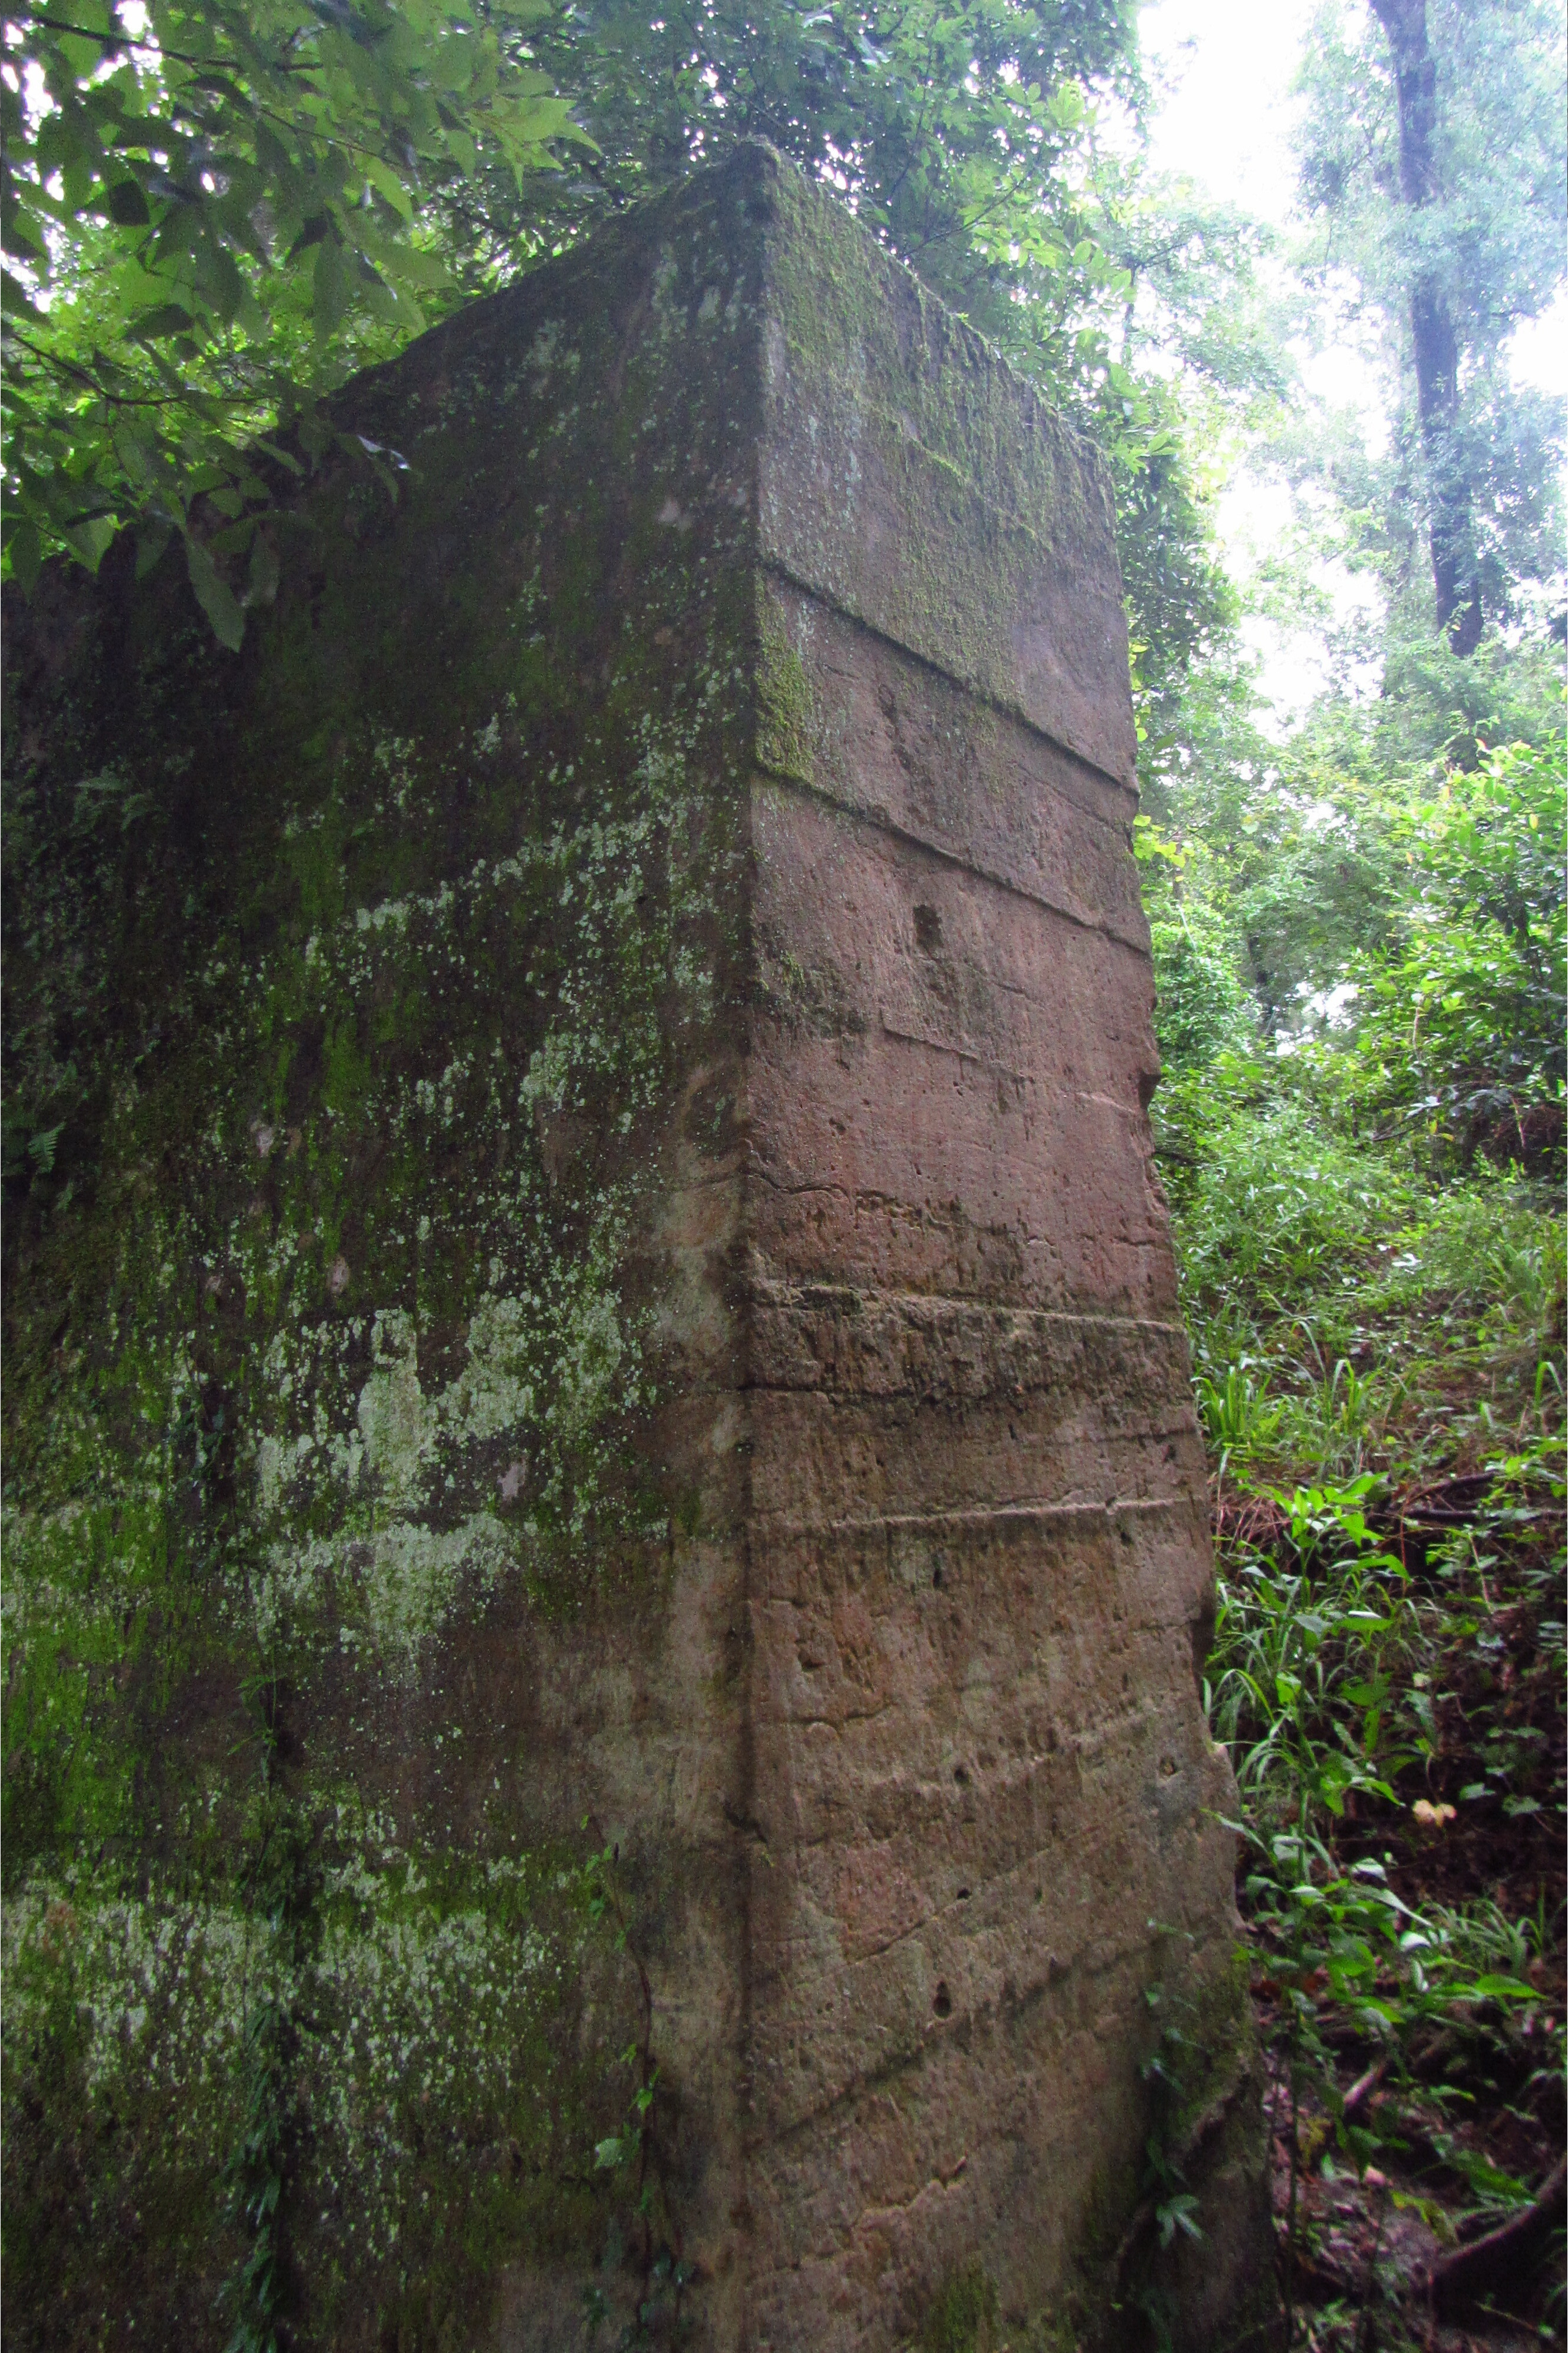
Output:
[503,0,1135,329]
[1343,734,1567,1159]
[1,0,580,635]
[1156,670,1566,2323]
[1136,42,1566,2281]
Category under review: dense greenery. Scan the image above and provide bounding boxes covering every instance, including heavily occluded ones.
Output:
[1120,0,1563,2331]
[1132,79,1566,2278]
[1153,796,1565,2340]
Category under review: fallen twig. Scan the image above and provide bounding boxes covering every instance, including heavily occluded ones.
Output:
[1340,2058,1384,2119]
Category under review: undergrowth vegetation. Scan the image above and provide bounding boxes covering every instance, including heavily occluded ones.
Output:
[1145,724,1566,2345]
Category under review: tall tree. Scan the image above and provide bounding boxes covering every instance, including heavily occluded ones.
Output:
[1367,0,1476,651]
[1295,0,1566,655]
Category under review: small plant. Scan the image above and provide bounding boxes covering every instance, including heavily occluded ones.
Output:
[1275,1359,1405,1481]
[217,1771,318,2353]
[1199,1365,1285,1478]
[219,1998,293,2353]
[1206,1477,1416,1828]
[578,1836,694,2349]
[1140,1997,1205,2257]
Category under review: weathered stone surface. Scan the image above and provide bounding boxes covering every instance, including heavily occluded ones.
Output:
[2,144,1275,2349]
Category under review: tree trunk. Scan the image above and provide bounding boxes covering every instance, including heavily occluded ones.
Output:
[1369,0,1483,654]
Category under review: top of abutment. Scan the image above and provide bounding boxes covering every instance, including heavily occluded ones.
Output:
[335,140,1139,789]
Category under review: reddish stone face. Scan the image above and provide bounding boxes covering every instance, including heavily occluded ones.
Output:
[2,143,1273,2351]
[728,192,1267,2342]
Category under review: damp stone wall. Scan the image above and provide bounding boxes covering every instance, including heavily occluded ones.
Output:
[1,142,1277,2352]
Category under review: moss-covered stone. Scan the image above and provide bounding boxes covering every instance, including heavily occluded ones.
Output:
[3,142,1273,2352]
[4,148,773,2353]
[919,2262,1002,2352]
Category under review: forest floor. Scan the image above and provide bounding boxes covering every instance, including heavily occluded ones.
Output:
[1192,1188,1566,2351]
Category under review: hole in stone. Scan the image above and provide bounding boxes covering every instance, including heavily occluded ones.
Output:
[932,1564,945,1589]
[913,902,942,952]
[956,1887,970,1902]
[953,1764,970,1786]
[933,1982,953,2018]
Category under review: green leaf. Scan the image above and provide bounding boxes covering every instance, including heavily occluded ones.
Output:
[378,241,452,292]
[64,514,118,571]
[362,155,415,222]
[312,235,351,339]
[134,519,174,579]
[1,265,47,319]
[184,534,245,650]
[1465,1974,1534,2001]
[131,306,196,344]
[107,178,152,226]
[6,520,43,594]
[196,242,248,325]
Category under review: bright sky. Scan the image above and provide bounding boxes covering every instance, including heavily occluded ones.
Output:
[1142,0,1314,218]
[1135,0,1568,729]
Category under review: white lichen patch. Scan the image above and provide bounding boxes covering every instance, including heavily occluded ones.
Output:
[441,1294,541,1442]
[303,1897,562,2264]
[356,1310,439,1509]
[242,1164,656,1662]
[4,1877,261,2137]
[361,1511,516,1658]
[555,1291,626,1444]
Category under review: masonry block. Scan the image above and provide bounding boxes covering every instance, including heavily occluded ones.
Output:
[2,144,1276,2350]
